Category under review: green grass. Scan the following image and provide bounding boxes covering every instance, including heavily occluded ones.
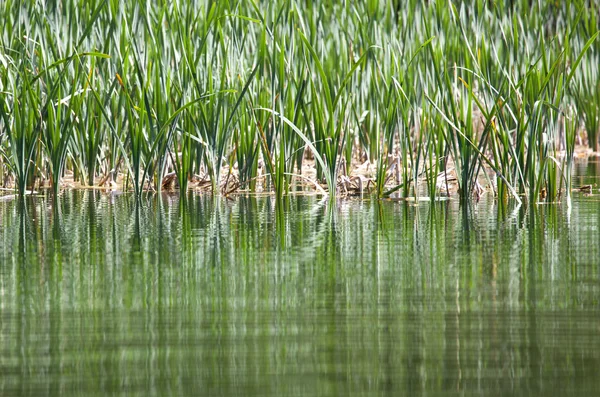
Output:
[0,0,598,203]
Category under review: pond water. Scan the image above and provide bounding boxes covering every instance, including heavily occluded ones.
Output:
[1,163,599,396]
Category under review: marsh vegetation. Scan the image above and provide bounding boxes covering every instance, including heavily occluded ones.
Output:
[1,0,599,203]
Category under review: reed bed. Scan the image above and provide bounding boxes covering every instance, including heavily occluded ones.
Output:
[0,0,598,203]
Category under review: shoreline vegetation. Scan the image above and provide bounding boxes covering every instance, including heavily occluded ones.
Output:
[1,1,599,204]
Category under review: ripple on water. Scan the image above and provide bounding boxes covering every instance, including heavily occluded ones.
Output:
[0,190,599,396]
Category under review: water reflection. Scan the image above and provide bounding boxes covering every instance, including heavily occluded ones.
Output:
[0,192,599,396]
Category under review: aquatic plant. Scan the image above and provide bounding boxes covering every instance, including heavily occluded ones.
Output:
[0,0,598,203]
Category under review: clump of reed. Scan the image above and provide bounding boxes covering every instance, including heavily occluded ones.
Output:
[0,0,598,204]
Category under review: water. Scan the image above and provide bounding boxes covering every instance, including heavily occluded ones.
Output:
[1,172,599,396]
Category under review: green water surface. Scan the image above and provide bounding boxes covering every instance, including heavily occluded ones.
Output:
[1,183,599,396]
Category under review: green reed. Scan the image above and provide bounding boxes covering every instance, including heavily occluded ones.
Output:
[0,0,598,204]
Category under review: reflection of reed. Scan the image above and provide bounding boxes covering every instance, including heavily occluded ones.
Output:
[0,192,599,395]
